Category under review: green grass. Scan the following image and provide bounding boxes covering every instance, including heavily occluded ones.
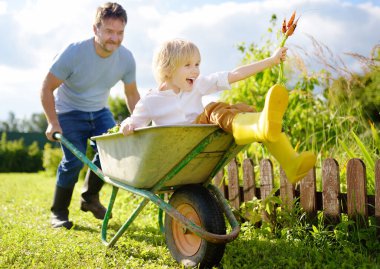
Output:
[1,173,379,269]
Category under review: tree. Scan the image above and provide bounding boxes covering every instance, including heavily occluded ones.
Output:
[0,112,47,133]
[20,113,48,132]
[0,112,19,132]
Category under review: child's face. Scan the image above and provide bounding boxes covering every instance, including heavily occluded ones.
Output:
[167,54,201,92]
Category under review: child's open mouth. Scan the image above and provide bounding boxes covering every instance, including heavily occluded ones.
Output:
[186,78,195,85]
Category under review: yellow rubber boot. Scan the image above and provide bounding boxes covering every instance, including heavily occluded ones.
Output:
[264,133,317,184]
[232,84,289,145]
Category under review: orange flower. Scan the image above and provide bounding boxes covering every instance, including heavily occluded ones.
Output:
[282,18,287,33]
[287,11,296,28]
[281,11,299,38]
[285,17,299,37]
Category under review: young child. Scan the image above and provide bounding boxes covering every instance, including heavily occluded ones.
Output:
[120,38,316,184]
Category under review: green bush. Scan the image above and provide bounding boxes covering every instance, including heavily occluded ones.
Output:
[42,141,96,180]
[0,132,43,172]
[42,143,62,176]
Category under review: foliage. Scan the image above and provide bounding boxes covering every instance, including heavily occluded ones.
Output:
[42,143,62,176]
[0,112,47,133]
[240,189,283,227]
[0,96,124,174]
[108,95,131,124]
[222,15,379,194]
[42,141,95,180]
[237,195,380,268]
[106,124,120,134]
[0,112,19,132]
[222,15,279,112]
[0,132,43,172]
[0,131,53,150]
[23,113,48,132]
[222,15,324,156]
[325,45,380,123]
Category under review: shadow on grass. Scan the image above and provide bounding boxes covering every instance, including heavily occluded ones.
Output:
[72,224,99,233]
[98,220,166,246]
[99,224,172,266]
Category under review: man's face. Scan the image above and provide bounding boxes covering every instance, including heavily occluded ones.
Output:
[94,18,125,56]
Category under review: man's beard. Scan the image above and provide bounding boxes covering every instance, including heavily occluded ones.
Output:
[100,41,120,53]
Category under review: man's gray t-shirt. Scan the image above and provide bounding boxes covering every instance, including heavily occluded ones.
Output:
[50,38,136,113]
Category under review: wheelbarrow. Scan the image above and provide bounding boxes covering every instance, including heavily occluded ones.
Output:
[54,124,244,268]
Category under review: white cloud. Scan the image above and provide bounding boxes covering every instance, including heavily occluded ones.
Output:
[0,65,46,119]
[0,1,6,15]
[144,2,262,42]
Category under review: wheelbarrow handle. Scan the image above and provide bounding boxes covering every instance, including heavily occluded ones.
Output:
[52,132,62,141]
[167,206,240,244]
[52,132,105,182]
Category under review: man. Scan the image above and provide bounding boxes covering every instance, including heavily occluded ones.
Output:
[40,2,140,229]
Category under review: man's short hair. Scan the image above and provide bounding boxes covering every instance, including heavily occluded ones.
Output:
[94,2,127,28]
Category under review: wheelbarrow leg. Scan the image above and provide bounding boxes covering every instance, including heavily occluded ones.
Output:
[102,185,151,247]
[158,194,165,234]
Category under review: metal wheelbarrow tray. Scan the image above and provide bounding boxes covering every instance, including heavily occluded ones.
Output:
[54,124,244,268]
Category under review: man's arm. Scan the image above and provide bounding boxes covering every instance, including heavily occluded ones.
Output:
[40,72,64,141]
[123,81,140,113]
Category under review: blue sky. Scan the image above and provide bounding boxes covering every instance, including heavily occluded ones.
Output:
[0,0,379,121]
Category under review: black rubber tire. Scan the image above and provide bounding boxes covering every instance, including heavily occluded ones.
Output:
[165,184,226,268]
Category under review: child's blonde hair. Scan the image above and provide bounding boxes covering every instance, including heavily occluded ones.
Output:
[152,38,201,84]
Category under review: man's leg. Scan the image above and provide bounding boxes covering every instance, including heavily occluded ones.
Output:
[51,111,89,229]
[80,108,116,219]
[51,185,74,229]
[80,165,109,219]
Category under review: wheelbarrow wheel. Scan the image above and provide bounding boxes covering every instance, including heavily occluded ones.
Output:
[165,184,226,268]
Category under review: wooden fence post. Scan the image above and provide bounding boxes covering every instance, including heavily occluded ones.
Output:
[243,158,256,202]
[213,170,226,198]
[375,160,380,238]
[216,156,377,230]
[300,167,317,220]
[347,158,368,227]
[280,168,294,209]
[322,158,341,225]
[260,159,274,222]
[227,159,240,210]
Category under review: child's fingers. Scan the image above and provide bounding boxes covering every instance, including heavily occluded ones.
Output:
[280,47,287,61]
[125,125,135,135]
[120,124,135,136]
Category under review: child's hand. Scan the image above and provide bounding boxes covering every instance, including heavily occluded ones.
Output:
[271,47,288,65]
[119,120,135,136]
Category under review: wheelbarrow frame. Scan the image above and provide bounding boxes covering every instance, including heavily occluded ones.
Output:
[53,127,241,248]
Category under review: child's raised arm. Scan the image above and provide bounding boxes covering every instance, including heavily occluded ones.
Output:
[227,47,287,84]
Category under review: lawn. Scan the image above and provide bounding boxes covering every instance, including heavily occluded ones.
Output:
[0,173,379,269]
